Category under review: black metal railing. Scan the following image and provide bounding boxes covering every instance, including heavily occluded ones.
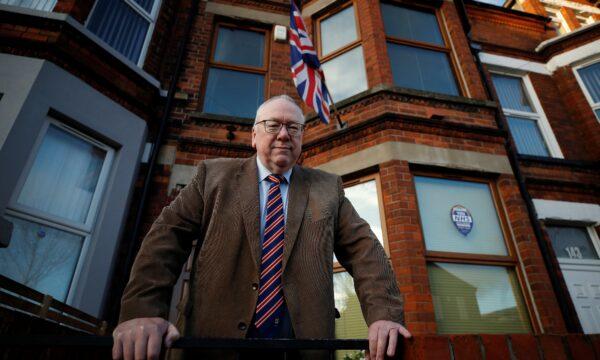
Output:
[0,336,375,359]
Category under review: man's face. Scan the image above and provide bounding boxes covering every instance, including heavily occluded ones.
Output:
[252,99,304,174]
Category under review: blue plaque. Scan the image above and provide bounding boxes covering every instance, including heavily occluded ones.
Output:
[450,205,473,236]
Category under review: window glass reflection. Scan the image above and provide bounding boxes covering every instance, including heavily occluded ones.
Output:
[334,271,367,359]
[387,43,458,96]
[17,125,106,224]
[203,68,264,118]
[381,3,444,46]
[322,46,368,102]
[320,6,358,56]
[546,226,599,260]
[428,262,531,334]
[214,27,265,68]
[0,216,83,301]
[414,176,508,255]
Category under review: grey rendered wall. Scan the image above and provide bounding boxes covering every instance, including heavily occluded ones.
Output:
[0,53,148,317]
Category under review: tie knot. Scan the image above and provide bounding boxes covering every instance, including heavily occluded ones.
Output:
[267,174,285,185]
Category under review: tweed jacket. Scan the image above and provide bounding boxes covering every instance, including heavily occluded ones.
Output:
[119,156,404,359]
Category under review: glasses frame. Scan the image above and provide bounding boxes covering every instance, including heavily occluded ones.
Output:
[255,120,305,136]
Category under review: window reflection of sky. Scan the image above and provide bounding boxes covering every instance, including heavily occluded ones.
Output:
[435,262,518,315]
[343,180,383,242]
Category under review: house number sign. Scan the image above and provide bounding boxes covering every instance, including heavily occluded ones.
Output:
[564,246,583,259]
[450,205,473,236]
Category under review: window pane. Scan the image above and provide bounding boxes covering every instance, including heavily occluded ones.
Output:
[17,125,107,224]
[335,179,384,264]
[506,116,550,157]
[381,3,444,46]
[322,46,368,102]
[428,262,531,334]
[320,6,358,57]
[202,68,264,118]
[132,0,154,13]
[87,0,149,63]
[344,180,384,244]
[0,0,56,11]
[491,74,534,112]
[546,226,599,260]
[578,61,600,103]
[414,176,508,255]
[388,43,458,96]
[214,27,265,68]
[334,271,367,360]
[0,216,83,301]
[595,108,600,120]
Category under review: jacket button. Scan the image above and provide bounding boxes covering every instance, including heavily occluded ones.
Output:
[252,283,259,291]
[238,322,247,330]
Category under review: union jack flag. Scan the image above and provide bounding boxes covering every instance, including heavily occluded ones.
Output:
[289,0,332,125]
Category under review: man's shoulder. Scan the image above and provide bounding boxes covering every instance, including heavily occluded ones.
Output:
[201,157,247,170]
[296,165,340,184]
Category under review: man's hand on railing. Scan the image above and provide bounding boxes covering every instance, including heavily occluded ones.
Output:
[112,317,180,360]
[365,320,412,360]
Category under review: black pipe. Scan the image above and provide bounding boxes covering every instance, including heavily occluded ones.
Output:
[101,0,202,322]
[454,0,583,333]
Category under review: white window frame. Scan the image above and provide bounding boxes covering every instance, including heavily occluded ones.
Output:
[4,118,114,304]
[490,70,564,158]
[573,57,600,123]
[85,0,163,67]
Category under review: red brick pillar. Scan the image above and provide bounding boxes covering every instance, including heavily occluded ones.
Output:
[356,0,394,87]
[380,160,437,335]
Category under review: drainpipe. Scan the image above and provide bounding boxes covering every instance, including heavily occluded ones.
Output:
[101,0,201,322]
[454,0,582,333]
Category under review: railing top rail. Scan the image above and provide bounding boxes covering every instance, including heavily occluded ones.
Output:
[0,336,371,350]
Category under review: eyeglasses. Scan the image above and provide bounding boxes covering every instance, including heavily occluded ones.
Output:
[255,120,305,136]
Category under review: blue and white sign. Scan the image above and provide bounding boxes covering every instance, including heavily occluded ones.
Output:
[450,205,473,236]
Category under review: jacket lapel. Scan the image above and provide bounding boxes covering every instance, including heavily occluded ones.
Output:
[283,164,309,272]
[236,156,262,272]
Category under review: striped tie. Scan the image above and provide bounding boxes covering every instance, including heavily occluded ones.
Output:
[254,174,286,333]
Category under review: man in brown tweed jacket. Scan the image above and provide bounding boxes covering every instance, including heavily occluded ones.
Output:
[112,95,411,360]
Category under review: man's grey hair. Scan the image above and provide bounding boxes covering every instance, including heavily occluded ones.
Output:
[254,95,305,125]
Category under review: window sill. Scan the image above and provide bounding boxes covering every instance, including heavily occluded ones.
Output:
[305,84,498,123]
[188,112,255,127]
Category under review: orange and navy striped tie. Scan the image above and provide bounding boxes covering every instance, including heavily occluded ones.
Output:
[254,174,286,334]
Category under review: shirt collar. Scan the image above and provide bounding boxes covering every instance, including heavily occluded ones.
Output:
[256,156,292,184]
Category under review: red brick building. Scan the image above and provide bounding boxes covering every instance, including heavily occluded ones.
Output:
[1,0,599,358]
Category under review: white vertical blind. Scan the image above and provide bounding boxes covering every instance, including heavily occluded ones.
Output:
[87,0,154,63]
[0,0,56,11]
[506,116,550,156]
[578,61,600,103]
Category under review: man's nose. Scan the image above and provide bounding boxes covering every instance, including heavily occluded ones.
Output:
[276,125,291,140]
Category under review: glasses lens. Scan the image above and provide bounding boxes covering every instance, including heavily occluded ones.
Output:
[264,121,281,133]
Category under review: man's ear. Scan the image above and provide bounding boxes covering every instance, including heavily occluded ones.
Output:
[251,126,257,149]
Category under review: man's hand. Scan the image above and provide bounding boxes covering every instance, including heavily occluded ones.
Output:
[112,317,180,360]
[365,320,412,360]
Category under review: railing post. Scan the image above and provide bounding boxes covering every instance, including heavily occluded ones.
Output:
[38,295,53,319]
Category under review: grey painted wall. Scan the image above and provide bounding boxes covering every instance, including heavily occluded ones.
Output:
[0,54,148,317]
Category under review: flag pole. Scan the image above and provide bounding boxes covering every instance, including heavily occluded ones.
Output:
[321,77,347,130]
[329,98,347,130]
